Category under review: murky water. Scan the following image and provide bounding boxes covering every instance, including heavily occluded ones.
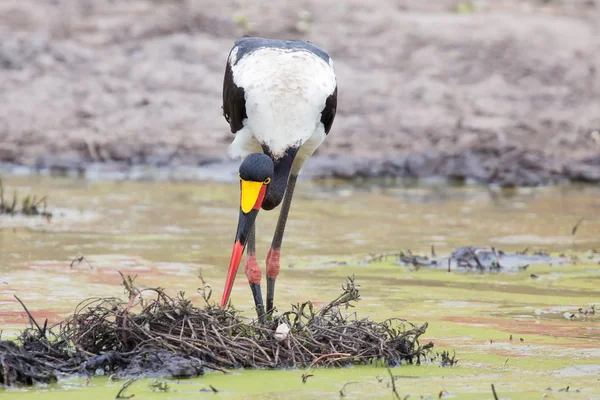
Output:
[1,175,600,399]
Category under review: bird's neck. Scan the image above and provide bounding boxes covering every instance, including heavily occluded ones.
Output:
[261,146,298,210]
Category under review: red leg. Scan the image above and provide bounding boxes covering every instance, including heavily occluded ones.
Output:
[266,248,281,280]
[245,253,262,285]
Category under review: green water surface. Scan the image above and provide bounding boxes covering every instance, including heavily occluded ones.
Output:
[1,175,599,399]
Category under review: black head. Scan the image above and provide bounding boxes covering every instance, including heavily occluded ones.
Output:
[239,153,274,182]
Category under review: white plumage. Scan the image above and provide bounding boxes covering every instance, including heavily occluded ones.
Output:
[226,45,337,174]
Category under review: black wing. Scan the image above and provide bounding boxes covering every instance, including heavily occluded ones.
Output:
[320,86,337,135]
[222,58,246,134]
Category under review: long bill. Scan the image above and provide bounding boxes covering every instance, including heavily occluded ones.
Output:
[220,180,267,307]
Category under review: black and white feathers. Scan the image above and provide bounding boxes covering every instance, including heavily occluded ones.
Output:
[222,36,338,168]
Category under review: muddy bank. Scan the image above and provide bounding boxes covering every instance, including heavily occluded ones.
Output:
[0,277,431,386]
[1,0,599,186]
[2,147,600,187]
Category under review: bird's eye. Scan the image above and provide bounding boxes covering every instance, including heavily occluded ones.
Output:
[264,178,271,184]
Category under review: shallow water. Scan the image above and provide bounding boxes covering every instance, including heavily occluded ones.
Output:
[1,175,600,399]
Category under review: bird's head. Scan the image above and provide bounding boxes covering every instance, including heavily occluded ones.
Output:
[221,153,274,306]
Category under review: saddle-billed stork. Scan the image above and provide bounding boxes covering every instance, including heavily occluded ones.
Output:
[219,36,338,322]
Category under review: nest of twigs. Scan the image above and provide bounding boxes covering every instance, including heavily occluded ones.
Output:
[1,275,433,386]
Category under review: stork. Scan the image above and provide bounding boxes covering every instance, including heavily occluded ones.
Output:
[219,36,338,322]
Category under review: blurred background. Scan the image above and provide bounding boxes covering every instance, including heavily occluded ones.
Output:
[1,0,599,187]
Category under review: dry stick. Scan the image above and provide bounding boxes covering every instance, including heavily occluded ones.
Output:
[166,329,229,355]
[115,378,137,399]
[290,335,317,362]
[237,337,272,363]
[288,332,307,366]
[491,247,502,269]
[519,247,528,255]
[337,339,365,354]
[339,380,358,397]
[290,338,297,367]
[186,318,197,340]
[155,333,232,365]
[180,341,232,366]
[387,367,401,400]
[467,247,485,270]
[212,335,270,364]
[301,372,314,383]
[189,356,229,374]
[212,326,239,366]
[316,327,375,348]
[70,255,93,270]
[71,310,112,343]
[319,281,358,316]
[309,353,352,368]
[491,384,499,400]
[121,288,157,344]
[571,217,584,236]
[179,317,186,341]
[14,295,45,337]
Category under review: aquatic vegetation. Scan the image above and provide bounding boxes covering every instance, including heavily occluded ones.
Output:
[385,246,560,272]
[0,178,52,220]
[1,176,599,398]
[0,276,431,387]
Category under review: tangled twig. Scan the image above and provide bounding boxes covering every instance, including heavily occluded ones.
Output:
[1,276,433,386]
